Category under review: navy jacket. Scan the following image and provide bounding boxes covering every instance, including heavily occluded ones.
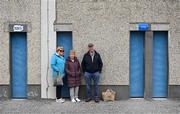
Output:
[81,51,103,73]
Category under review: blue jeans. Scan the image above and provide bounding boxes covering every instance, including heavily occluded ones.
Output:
[84,72,100,98]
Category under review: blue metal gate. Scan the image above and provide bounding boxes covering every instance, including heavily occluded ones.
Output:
[57,32,72,97]
[11,32,27,99]
[130,31,145,97]
[152,31,168,98]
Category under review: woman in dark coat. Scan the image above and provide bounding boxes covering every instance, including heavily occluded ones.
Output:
[65,50,81,103]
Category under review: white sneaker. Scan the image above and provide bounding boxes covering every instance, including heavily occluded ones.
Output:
[56,98,59,102]
[56,98,65,103]
[59,98,65,103]
[71,98,76,103]
[75,98,81,102]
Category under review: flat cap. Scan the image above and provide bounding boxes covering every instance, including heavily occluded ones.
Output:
[88,43,94,47]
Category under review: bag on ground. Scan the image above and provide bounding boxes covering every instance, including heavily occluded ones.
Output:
[102,89,116,101]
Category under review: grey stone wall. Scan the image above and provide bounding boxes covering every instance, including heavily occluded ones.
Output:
[0,0,41,84]
[0,0,180,87]
[56,0,180,85]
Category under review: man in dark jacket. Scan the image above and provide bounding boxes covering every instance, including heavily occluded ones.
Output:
[81,43,103,103]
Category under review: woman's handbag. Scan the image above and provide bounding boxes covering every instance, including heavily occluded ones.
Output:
[53,76,63,86]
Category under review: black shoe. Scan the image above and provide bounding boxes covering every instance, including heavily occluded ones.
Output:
[85,98,92,102]
[94,97,100,103]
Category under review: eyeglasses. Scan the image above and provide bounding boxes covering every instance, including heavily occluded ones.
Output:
[60,50,64,52]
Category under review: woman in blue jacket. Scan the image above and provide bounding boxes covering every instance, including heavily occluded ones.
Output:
[51,47,65,103]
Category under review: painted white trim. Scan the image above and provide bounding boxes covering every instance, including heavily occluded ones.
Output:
[151,24,169,31]
[41,0,56,99]
[153,98,167,101]
[129,24,139,31]
[54,24,73,31]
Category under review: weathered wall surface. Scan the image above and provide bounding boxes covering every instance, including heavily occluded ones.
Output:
[0,0,180,86]
[56,0,180,85]
[0,0,41,84]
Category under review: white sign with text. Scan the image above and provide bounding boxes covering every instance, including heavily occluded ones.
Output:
[13,25,24,32]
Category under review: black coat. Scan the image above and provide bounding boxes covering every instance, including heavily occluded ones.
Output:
[81,51,103,73]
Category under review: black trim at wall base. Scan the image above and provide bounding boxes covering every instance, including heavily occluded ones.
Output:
[27,85,41,99]
[168,85,180,98]
[0,85,10,99]
[1,85,180,99]
[0,85,41,99]
[79,85,129,100]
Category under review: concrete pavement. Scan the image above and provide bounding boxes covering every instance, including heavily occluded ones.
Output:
[0,99,180,114]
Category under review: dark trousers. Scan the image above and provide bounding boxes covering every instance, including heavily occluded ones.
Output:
[56,85,62,99]
[84,72,100,98]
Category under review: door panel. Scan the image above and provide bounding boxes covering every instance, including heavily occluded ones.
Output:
[130,31,145,98]
[152,31,168,98]
[11,32,27,99]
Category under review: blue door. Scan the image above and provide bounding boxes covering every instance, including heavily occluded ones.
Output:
[152,31,168,98]
[130,31,145,97]
[57,32,72,97]
[10,32,27,99]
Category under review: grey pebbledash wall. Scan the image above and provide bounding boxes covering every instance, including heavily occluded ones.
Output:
[0,0,41,85]
[55,0,180,99]
[0,0,41,99]
[56,0,180,86]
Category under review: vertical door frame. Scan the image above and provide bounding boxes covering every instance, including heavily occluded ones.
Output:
[144,31,153,99]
